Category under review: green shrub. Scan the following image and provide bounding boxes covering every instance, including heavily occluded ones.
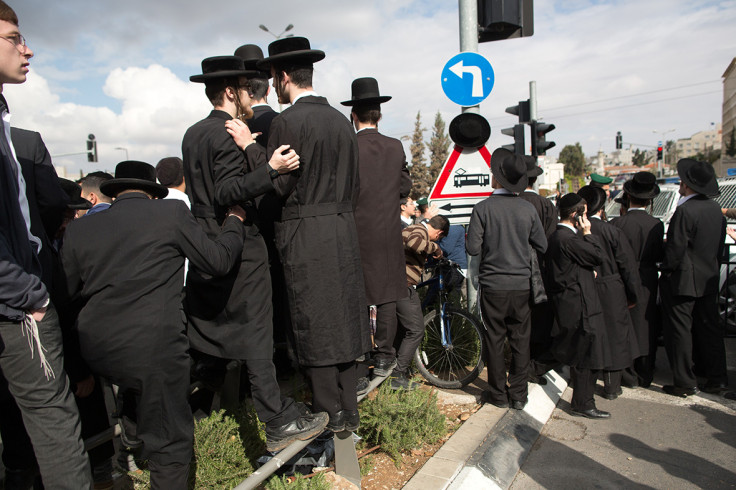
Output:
[359,383,446,465]
[265,472,329,490]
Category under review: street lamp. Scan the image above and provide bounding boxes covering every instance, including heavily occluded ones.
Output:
[259,24,294,39]
[114,146,129,160]
[653,129,676,177]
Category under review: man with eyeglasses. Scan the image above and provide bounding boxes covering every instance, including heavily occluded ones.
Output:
[183,56,328,452]
[0,1,93,487]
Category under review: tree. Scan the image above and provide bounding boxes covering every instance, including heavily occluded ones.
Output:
[726,127,736,158]
[693,148,721,165]
[632,148,651,167]
[558,143,585,176]
[405,111,430,198]
[427,111,451,186]
[665,140,678,166]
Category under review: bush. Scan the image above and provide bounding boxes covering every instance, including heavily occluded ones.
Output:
[359,383,446,465]
[265,472,329,490]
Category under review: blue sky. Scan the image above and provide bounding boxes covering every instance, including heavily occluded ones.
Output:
[4,0,735,175]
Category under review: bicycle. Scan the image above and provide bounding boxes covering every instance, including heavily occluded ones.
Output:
[413,258,486,388]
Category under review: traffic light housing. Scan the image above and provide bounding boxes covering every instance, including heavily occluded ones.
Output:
[505,100,530,124]
[657,144,663,161]
[531,121,555,156]
[616,131,622,150]
[501,124,525,156]
[86,134,97,163]
[478,0,534,43]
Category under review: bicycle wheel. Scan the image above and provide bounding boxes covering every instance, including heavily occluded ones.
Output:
[414,306,485,389]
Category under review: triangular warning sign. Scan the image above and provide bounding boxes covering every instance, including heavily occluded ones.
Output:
[429,145,492,200]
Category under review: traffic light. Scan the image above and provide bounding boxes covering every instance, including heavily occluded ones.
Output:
[478,0,534,43]
[616,131,622,150]
[505,100,530,124]
[531,121,555,156]
[501,124,525,156]
[657,144,663,161]
[86,134,97,162]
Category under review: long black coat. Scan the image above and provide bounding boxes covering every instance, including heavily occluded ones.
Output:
[267,96,371,366]
[354,128,411,305]
[546,226,607,369]
[249,104,278,149]
[611,209,664,356]
[61,193,244,375]
[519,191,558,239]
[182,110,275,359]
[589,218,640,368]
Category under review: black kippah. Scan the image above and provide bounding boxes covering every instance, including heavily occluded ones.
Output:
[558,193,583,209]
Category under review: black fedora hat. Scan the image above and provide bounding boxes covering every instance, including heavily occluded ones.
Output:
[58,178,92,210]
[623,171,660,200]
[523,155,543,177]
[257,37,325,71]
[100,161,168,199]
[340,77,392,106]
[234,44,271,79]
[577,185,607,216]
[490,148,528,193]
[677,158,719,196]
[190,56,259,83]
[449,113,491,149]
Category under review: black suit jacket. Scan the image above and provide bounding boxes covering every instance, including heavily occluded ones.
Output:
[61,193,244,372]
[519,190,558,239]
[354,128,412,304]
[249,104,278,149]
[661,195,725,297]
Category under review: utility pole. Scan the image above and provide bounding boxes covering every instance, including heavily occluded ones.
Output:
[458,0,479,115]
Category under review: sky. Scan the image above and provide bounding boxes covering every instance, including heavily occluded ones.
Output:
[3,0,735,176]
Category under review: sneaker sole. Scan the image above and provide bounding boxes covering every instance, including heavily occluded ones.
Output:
[266,414,329,453]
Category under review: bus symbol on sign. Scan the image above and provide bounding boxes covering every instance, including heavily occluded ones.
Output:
[453,168,490,187]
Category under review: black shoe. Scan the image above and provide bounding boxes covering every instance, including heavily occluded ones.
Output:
[344,409,360,432]
[528,374,548,385]
[602,387,623,400]
[389,370,419,390]
[480,391,509,408]
[356,376,371,396]
[265,411,329,452]
[572,408,611,419]
[662,385,699,398]
[373,357,396,377]
[326,411,345,433]
[699,381,728,394]
[511,399,527,410]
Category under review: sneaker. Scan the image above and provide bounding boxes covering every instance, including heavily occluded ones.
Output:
[389,370,419,390]
[373,357,396,378]
[356,376,371,396]
[265,411,329,452]
[326,411,345,433]
[344,409,360,432]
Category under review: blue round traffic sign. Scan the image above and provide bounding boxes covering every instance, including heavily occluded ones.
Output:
[441,52,495,107]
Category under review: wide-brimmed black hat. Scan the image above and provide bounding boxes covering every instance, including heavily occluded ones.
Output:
[677,158,719,196]
[59,178,92,210]
[577,185,607,216]
[190,56,260,83]
[523,155,543,177]
[257,37,325,71]
[449,113,491,149]
[100,161,168,199]
[491,148,527,193]
[340,77,392,106]
[558,193,584,211]
[623,171,660,200]
[234,44,271,79]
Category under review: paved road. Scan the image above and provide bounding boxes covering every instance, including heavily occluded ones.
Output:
[511,340,736,489]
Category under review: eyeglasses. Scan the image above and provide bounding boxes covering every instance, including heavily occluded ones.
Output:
[0,33,26,51]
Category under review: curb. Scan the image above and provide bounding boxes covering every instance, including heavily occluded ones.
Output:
[405,368,569,489]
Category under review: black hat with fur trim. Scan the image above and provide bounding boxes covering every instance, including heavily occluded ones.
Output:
[190,56,259,83]
[577,185,607,216]
[623,171,660,200]
[677,158,719,197]
[490,148,527,193]
[100,161,168,199]
[257,36,325,71]
[341,77,392,106]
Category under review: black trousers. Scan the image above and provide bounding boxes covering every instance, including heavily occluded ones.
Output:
[373,302,398,362]
[245,359,299,428]
[395,287,426,373]
[304,362,357,417]
[480,289,531,404]
[571,367,600,411]
[661,282,727,388]
[603,370,622,394]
